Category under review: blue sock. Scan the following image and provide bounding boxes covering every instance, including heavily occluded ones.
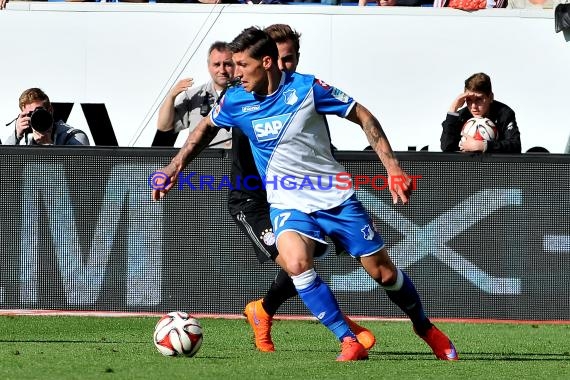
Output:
[384,268,432,335]
[291,269,355,341]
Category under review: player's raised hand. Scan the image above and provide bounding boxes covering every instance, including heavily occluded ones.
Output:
[168,78,194,100]
[388,169,413,205]
[449,92,471,113]
[150,163,180,201]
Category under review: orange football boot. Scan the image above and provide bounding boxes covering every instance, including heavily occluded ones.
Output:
[416,325,459,361]
[345,316,376,351]
[336,336,369,362]
[244,299,275,352]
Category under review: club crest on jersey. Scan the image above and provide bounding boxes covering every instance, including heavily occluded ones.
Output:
[283,89,298,105]
[361,224,375,241]
[332,88,350,103]
[212,104,221,119]
[212,96,224,119]
[260,228,276,246]
[252,113,291,142]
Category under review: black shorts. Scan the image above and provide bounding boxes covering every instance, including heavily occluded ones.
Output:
[231,201,278,263]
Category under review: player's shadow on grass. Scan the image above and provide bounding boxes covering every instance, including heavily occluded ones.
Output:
[0,340,147,344]
[456,352,570,361]
[370,351,570,361]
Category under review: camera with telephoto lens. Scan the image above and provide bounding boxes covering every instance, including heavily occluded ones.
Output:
[23,107,53,134]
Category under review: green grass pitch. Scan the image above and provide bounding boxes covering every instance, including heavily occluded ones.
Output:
[1,316,569,380]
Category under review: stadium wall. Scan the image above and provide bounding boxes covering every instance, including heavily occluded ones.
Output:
[1,4,569,153]
[1,147,569,321]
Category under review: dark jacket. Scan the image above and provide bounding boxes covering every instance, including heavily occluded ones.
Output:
[440,100,521,153]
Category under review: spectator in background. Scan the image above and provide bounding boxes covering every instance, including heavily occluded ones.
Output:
[67,0,260,2]
[1,0,7,10]
[440,72,521,153]
[157,41,234,148]
[507,0,556,8]
[3,88,90,146]
[433,0,507,7]
[359,0,433,6]
[155,0,241,3]
[293,0,340,5]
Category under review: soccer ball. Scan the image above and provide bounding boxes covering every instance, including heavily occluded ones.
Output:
[461,117,498,142]
[153,312,203,357]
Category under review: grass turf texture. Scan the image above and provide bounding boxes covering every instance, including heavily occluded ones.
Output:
[1,316,569,379]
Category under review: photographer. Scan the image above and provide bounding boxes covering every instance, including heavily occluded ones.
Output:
[4,88,90,146]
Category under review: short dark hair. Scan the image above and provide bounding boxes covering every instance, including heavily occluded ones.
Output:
[464,72,492,96]
[264,24,301,56]
[229,26,278,63]
[207,41,231,60]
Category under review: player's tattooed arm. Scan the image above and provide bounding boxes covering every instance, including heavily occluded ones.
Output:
[347,103,399,171]
[172,117,220,171]
[347,102,413,204]
[153,115,220,201]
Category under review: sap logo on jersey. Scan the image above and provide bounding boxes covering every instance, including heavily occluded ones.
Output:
[252,113,291,142]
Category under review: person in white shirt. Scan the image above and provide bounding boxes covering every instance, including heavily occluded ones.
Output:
[157,41,234,149]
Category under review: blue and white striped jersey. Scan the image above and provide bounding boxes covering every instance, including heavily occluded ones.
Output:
[211,71,356,213]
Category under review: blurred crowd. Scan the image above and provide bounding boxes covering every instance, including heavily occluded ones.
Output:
[1,0,569,9]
